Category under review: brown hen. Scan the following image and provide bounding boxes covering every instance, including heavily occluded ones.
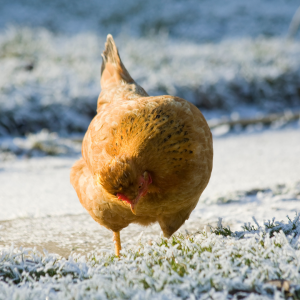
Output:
[70,34,213,256]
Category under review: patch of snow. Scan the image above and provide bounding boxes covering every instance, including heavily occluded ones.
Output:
[0,130,82,158]
[0,156,84,221]
[0,128,299,228]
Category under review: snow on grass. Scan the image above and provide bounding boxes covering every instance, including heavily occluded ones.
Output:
[1,27,300,136]
[0,214,299,299]
[0,129,81,159]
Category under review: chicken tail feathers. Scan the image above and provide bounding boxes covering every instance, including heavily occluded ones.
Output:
[101,34,134,89]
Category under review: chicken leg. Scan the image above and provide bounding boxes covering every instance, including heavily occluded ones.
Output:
[113,231,121,256]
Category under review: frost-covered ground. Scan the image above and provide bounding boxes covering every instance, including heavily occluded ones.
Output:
[1,127,299,223]
[1,0,300,298]
[0,128,299,262]
[0,214,300,299]
[1,126,300,300]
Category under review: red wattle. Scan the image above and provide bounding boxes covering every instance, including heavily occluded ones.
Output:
[117,193,131,204]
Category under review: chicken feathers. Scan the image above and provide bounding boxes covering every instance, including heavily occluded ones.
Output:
[70,35,213,253]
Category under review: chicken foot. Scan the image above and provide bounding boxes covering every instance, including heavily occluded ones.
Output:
[113,231,121,256]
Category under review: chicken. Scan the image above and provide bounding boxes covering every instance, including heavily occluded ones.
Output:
[70,34,213,256]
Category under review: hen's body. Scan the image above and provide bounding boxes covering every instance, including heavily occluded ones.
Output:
[71,35,213,253]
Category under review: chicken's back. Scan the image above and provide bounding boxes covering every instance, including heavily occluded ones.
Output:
[76,94,212,237]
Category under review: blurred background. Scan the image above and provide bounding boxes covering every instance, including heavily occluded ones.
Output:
[0,0,300,156]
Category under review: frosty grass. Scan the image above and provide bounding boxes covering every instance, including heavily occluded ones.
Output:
[1,27,300,136]
[0,214,299,299]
